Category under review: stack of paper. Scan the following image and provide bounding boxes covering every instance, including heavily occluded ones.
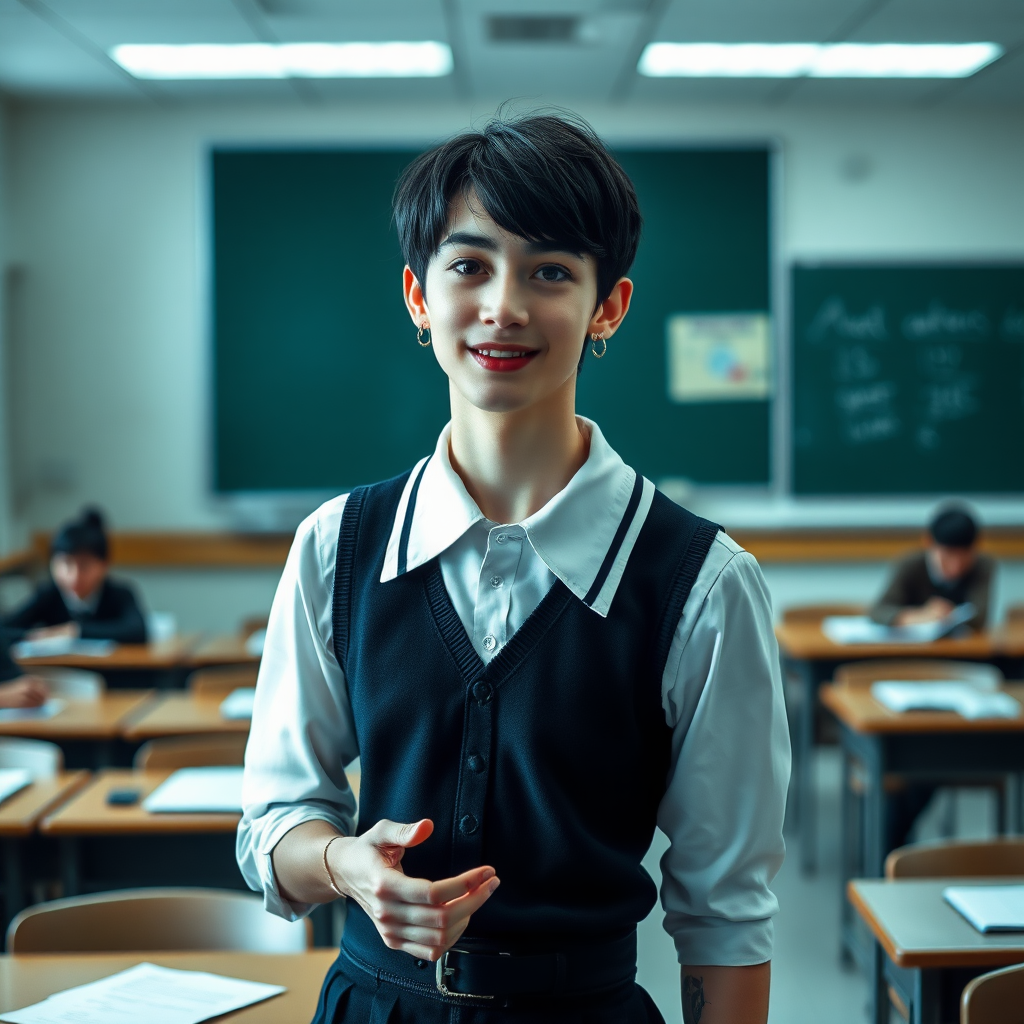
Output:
[0,768,31,806]
[823,603,976,645]
[219,687,255,720]
[0,961,284,1024]
[0,699,66,724]
[142,767,244,813]
[871,681,1021,720]
[944,885,1024,933]
[11,637,116,659]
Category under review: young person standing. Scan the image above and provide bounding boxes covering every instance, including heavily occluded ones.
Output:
[238,112,790,1024]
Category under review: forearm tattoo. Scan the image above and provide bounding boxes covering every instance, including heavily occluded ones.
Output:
[683,974,708,1024]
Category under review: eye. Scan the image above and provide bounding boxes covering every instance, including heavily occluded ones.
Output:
[450,258,484,276]
[535,264,572,283]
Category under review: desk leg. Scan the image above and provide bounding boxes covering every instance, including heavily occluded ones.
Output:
[839,744,857,964]
[796,659,818,875]
[870,939,887,1024]
[912,969,941,1024]
[60,838,80,898]
[3,839,23,922]
[862,734,887,878]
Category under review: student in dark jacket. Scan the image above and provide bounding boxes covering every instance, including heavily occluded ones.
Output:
[0,636,48,708]
[3,508,147,645]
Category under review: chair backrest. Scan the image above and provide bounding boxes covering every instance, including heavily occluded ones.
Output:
[961,963,1024,1024]
[835,660,1004,688]
[0,737,63,776]
[32,668,104,700]
[133,733,249,770]
[6,887,312,953]
[188,666,259,697]
[783,603,866,624]
[886,838,1024,879]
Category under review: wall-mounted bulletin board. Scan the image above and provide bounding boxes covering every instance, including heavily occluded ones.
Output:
[792,264,1024,496]
[211,146,773,495]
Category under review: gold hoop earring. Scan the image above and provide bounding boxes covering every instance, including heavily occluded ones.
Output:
[590,332,607,359]
[417,322,431,348]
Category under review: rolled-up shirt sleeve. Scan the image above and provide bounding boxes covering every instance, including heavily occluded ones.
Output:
[236,494,359,921]
[657,533,791,966]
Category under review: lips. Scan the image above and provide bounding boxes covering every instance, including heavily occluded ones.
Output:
[467,345,539,373]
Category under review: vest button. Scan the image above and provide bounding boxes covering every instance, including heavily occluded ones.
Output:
[459,813,479,835]
[472,680,493,705]
[415,959,427,970]
[467,752,485,773]
[482,634,497,652]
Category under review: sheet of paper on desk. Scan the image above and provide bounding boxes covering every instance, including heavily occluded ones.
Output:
[0,699,66,724]
[0,961,284,1024]
[0,768,31,806]
[142,766,244,813]
[871,681,1021,719]
[944,885,1024,933]
[823,603,975,645]
[12,637,117,658]
[219,687,255,720]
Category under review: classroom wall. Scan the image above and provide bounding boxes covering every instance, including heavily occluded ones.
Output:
[2,96,1023,628]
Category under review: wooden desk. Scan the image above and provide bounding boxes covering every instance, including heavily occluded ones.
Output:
[849,877,1024,1024]
[189,634,261,669]
[824,684,1024,971]
[40,769,241,896]
[775,621,1024,875]
[121,692,250,740]
[0,949,337,1022]
[0,691,154,742]
[1,772,90,918]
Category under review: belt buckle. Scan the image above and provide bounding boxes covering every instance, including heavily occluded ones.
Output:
[435,949,495,1001]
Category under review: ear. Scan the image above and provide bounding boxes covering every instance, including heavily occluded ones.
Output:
[403,266,429,328]
[588,277,633,340]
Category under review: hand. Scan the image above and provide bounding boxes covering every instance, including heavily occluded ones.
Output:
[896,597,954,626]
[27,622,80,641]
[329,818,500,962]
[0,676,50,709]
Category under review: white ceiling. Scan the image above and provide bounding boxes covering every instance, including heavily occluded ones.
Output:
[0,0,1021,105]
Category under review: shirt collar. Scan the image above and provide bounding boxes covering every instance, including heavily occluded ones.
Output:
[380,418,654,617]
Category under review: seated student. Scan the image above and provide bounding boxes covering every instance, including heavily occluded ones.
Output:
[870,504,994,631]
[0,637,48,708]
[3,508,147,645]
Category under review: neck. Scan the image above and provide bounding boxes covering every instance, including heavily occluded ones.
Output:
[448,381,589,525]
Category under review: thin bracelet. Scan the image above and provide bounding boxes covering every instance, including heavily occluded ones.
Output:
[323,835,345,897]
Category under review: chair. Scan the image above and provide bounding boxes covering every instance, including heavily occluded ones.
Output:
[133,733,249,770]
[961,963,1024,1024]
[188,665,258,698]
[5,887,311,953]
[31,667,104,700]
[782,603,866,623]
[0,737,62,776]
[886,837,1024,879]
[834,660,1003,688]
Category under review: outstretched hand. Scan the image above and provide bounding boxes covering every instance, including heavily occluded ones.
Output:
[329,818,499,962]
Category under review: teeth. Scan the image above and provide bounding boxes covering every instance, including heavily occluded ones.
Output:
[477,349,526,358]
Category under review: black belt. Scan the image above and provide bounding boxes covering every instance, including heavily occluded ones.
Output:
[341,903,637,1003]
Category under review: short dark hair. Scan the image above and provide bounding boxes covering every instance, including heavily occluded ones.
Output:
[929,505,979,549]
[51,507,109,560]
[393,110,642,312]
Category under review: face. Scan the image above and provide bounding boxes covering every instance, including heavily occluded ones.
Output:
[51,552,107,601]
[930,544,976,582]
[404,191,631,415]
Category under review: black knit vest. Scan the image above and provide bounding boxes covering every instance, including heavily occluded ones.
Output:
[333,468,718,946]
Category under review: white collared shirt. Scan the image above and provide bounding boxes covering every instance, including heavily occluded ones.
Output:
[237,419,791,967]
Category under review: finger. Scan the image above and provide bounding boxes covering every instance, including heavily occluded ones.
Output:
[437,877,500,927]
[369,818,434,851]
[427,866,497,905]
[372,878,496,929]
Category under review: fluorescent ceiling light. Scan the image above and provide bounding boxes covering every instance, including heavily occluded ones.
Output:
[638,42,1002,78]
[111,42,453,79]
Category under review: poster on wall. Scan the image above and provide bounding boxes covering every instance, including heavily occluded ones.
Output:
[666,313,772,403]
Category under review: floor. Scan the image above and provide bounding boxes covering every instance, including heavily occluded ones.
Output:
[634,748,997,1024]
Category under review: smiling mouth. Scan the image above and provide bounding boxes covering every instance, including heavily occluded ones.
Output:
[467,345,539,372]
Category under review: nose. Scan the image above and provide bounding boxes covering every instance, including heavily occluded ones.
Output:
[479,269,529,330]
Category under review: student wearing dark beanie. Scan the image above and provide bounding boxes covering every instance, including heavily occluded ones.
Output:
[870,503,994,630]
[2,507,147,644]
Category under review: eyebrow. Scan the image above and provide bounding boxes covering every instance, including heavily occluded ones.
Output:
[438,231,584,259]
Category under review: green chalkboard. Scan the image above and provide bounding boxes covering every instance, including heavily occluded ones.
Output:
[792,264,1024,495]
[212,147,771,493]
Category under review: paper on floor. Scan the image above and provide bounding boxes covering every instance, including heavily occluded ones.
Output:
[0,699,66,724]
[0,768,32,806]
[219,687,255,720]
[871,681,1020,719]
[142,766,244,813]
[944,885,1024,933]
[0,961,284,1024]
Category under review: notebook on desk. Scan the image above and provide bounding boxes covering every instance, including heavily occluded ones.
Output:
[944,885,1024,933]
[822,603,976,645]
[12,637,117,659]
[0,768,32,806]
[142,767,244,814]
[871,681,1021,719]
